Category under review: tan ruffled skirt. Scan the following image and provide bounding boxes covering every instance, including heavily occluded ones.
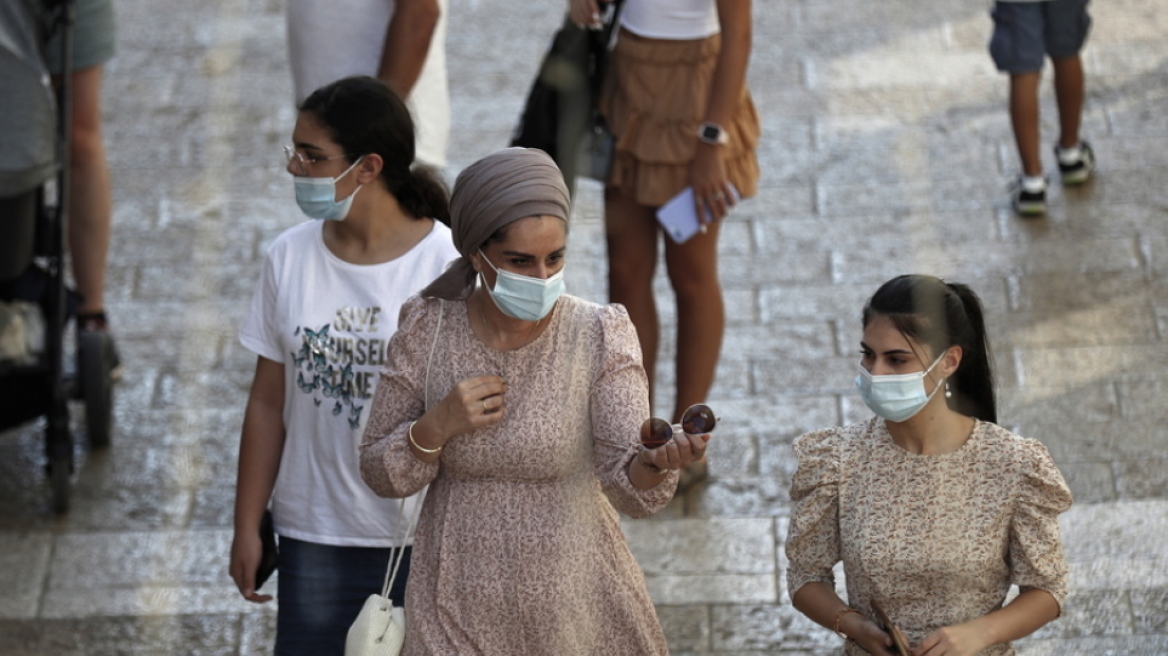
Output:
[600,29,760,207]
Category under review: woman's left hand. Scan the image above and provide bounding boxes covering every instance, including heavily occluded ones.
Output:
[912,623,991,656]
[690,142,736,225]
[640,425,710,471]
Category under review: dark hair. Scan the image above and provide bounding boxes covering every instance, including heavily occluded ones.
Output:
[300,76,450,225]
[862,274,997,423]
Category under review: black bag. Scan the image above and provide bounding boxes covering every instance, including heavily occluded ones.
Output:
[255,510,278,590]
[510,2,623,191]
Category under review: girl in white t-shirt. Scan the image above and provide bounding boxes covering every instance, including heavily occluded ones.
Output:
[229,76,458,656]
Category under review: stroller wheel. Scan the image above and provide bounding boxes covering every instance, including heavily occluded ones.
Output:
[79,330,115,448]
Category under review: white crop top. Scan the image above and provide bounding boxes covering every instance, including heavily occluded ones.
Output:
[619,0,720,40]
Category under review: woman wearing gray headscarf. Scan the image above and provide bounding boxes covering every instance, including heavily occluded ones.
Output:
[360,148,706,654]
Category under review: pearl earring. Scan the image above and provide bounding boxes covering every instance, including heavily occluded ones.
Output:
[944,382,952,398]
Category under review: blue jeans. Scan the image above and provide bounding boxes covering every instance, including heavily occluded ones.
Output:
[274,537,412,656]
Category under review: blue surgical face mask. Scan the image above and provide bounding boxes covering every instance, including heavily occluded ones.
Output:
[854,352,946,422]
[293,156,364,221]
[479,250,566,322]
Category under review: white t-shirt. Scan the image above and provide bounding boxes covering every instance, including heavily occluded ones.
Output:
[620,0,720,40]
[240,219,458,547]
[286,0,450,169]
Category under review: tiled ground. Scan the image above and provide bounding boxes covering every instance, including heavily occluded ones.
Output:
[1,0,1166,653]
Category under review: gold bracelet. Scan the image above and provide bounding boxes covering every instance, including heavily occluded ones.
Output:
[833,608,863,639]
[408,421,442,454]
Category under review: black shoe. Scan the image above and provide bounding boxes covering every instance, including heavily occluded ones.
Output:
[1010,176,1047,216]
[1055,141,1095,185]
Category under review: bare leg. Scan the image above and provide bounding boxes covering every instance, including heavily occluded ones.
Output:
[1009,71,1044,177]
[1051,55,1085,149]
[604,187,661,405]
[663,221,724,423]
[66,65,113,317]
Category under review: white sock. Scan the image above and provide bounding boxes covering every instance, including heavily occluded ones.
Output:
[1056,144,1082,165]
[1022,175,1046,192]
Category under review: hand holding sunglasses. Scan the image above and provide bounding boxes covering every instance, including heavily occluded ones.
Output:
[638,404,717,473]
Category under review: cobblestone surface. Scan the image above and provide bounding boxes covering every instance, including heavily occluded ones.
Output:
[1,0,1166,653]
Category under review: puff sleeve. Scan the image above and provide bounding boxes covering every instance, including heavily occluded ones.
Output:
[590,304,677,517]
[1009,438,1073,610]
[785,428,846,599]
[359,296,442,498]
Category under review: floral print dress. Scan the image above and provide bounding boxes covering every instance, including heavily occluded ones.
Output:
[360,295,676,656]
[786,417,1073,656]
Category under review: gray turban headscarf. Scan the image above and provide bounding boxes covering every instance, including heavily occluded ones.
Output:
[421,148,571,300]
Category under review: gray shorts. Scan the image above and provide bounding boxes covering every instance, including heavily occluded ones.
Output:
[989,0,1091,74]
[45,0,117,74]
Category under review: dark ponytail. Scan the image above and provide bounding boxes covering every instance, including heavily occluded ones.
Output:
[862,275,997,423]
[945,282,996,424]
[394,165,451,227]
[300,76,450,224]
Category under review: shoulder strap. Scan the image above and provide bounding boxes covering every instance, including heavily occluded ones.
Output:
[424,299,443,411]
[380,491,425,598]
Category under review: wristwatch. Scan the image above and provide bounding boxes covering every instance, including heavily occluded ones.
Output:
[698,121,729,146]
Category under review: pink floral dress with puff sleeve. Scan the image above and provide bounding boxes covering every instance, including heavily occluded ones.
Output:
[785,417,1072,656]
[360,294,676,656]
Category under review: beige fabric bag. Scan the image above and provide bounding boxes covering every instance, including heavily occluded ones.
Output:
[345,589,406,656]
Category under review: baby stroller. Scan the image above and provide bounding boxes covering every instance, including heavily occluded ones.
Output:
[0,0,117,514]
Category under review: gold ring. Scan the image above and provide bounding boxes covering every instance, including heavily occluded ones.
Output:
[481,400,488,412]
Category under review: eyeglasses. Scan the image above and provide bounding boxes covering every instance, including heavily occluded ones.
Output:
[640,404,718,449]
[283,145,350,174]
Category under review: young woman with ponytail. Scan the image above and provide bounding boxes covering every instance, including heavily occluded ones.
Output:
[229,76,458,655]
[785,274,1072,656]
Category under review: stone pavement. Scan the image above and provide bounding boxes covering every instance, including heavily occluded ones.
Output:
[1,0,1166,653]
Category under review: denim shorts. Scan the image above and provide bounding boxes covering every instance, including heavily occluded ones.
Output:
[989,0,1091,74]
[274,537,412,656]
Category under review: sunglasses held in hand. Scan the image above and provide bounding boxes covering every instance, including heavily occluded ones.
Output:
[640,404,718,449]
